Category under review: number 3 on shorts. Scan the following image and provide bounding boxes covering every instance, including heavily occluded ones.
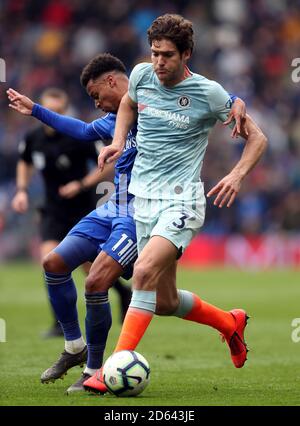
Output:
[172,214,188,229]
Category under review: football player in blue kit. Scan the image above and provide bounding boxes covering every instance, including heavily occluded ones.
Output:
[8,54,137,393]
[8,52,246,394]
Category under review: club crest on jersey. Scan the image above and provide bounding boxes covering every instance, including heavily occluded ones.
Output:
[177,96,190,108]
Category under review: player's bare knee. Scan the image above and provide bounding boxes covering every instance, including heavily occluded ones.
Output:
[85,273,106,293]
[42,252,69,273]
[85,274,97,293]
[133,261,157,291]
[85,261,117,293]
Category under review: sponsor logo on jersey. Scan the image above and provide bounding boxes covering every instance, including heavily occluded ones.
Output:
[141,105,190,125]
[124,130,137,151]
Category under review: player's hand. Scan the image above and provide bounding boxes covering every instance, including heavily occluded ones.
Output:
[207,171,243,208]
[224,97,248,138]
[59,181,82,199]
[7,88,34,115]
[98,145,123,172]
[11,191,29,213]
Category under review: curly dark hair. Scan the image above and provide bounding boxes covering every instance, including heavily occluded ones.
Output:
[80,53,126,88]
[147,14,194,55]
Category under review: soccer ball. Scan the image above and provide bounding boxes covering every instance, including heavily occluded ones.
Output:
[103,350,150,397]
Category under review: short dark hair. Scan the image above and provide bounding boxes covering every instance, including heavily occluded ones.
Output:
[80,53,127,88]
[147,14,194,55]
[40,87,69,107]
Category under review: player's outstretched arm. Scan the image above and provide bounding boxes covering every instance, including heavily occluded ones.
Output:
[98,93,137,171]
[7,88,110,141]
[207,114,267,208]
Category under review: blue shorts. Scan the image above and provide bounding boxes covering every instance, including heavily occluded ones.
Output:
[54,203,137,280]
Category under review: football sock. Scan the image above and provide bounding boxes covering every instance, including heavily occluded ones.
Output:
[84,367,98,376]
[114,290,156,352]
[173,290,235,337]
[65,336,86,355]
[85,292,112,370]
[45,272,83,351]
[41,272,63,331]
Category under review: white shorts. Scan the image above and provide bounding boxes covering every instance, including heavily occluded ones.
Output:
[133,192,206,255]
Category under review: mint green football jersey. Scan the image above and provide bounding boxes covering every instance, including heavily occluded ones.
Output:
[128,62,233,200]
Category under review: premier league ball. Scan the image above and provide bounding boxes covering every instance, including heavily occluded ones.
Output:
[103,350,150,397]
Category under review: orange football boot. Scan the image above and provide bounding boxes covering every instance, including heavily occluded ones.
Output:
[83,368,108,394]
[221,308,249,368]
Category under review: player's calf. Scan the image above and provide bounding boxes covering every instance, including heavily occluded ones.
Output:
[155,296,179,316]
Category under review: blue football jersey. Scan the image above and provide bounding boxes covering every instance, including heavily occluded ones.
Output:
[92,113,137,208]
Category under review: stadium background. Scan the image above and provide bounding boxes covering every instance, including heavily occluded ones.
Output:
[0,0,300,267]
[1,0,300,407]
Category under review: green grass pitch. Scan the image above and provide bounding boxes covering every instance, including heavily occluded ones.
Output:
[0,262,300,406]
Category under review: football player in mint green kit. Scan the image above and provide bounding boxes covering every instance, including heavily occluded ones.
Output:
[99,14,267,369]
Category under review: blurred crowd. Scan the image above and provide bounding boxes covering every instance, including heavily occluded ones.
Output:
[0,0,300,259]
